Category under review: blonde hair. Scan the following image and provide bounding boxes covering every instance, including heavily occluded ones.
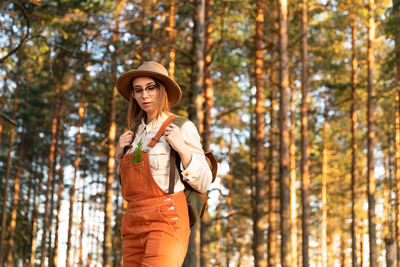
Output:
[127,78,170,131]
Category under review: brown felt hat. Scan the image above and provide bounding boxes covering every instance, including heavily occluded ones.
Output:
[116,61,182,107]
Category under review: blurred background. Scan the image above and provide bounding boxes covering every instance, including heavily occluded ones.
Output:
[0,0,398,266]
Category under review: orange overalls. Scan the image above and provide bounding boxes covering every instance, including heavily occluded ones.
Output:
[120,116,190,267]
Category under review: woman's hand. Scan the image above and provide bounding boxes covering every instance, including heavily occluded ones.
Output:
[116,131,134,164]
[165,123,192,168]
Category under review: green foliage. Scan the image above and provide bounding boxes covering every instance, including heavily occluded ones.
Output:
[131,138,143,164]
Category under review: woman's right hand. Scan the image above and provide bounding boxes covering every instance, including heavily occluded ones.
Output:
[116,131,134,163]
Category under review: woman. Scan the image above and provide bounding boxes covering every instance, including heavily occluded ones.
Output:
[115,61,212,266]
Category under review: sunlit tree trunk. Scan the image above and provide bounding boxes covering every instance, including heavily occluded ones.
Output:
[113,190,122,267]
[203,0,214,152]
[66,81,85,267]
[226,133,233,267]
[253,0,266,266]
[29,162,41,267]
[5,132,24,265]
[40,78,63,267]
[393,0,400,266]
[53,138,65,267]
[78,184,86,267]
[184,1,205,266]
[189,0,205,129]
[268,76,277,267]
[367,0,377,265]
[214,179,222,267]
[321,93,328,267]
[289,83,297,267]
[0,87,17,266]
[200,2,213,265]
[278,0,291,265]
[47,102,63,266]
[104,2,125,266]
[350,19,358,267]
[300,1,310,266]
[168,1,176,79]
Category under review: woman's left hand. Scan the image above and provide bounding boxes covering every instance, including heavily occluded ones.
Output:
[165,123,192,167]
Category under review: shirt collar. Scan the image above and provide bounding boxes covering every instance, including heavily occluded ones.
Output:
[139,113,170,134]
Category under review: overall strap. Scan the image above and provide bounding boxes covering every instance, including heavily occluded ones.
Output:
[148,114,178,148]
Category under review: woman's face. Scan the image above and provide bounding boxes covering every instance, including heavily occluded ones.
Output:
[132,76,160,117]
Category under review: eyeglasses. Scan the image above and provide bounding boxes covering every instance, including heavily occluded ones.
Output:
[131,83,159,98]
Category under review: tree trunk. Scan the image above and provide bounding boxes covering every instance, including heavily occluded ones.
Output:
[278,0,291,265]
[203,0,214,152]
[268,75,278,267]
[253,0,266,266]
[188,0,205,129]
[226,131,234,267]
[367,0,377,265]
[47,102,63,267]
[29,161,41,267]
[168,1,176,79]
[104,2,124,266]
[386,238,396,267]
[53,137,65,267]
[300,1,310,266]
[0,84,19,266]
[0,67,8,148]
[200,2,214,265]
[184,1,205,266]
[392,0,400,266]
[40,80,62,267]
[5,132,24,265]
[78,184,86,267]
[289,83,297,267]
[66,80,85,267]
[321,93,328,267]
[214,179,222,267]
[350,19,358,267]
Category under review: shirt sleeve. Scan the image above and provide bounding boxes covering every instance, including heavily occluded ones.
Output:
[178,120,212,193]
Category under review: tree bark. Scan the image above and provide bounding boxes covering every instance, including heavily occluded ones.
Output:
[5,132,24,266]
[0,86,17,267]
[253,0,266,266]
[66,80,85,267]
[188,0,205,129]
[392,0,400,266]
[350,19,358,267]
[278,0,292,265]
[268,75,278,267]
[289,80,297,267]
[321,93,328,267]
[226,133,233,267]
[40,78,62,267]
[78,184,86,267]
[367,0,377,265]
[300,1,310,266]
[168,1,176,79]
[104,2,125,266]
[53,137,65,267]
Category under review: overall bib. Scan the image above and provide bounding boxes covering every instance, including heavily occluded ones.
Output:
[120,116,190,267]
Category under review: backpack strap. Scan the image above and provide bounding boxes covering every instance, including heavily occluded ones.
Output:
[147,114,178,148]
[168,147,177,194]
[205,152,217,183]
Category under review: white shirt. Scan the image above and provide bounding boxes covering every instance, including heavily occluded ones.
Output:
[125,113,212,194]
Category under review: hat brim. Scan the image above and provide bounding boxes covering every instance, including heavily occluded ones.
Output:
[116,70,182,107]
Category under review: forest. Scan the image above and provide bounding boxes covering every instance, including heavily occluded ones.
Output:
[0,0,399,266]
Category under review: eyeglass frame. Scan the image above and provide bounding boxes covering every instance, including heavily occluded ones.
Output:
[131,81,160,98]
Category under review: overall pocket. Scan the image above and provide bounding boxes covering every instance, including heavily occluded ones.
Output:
[120,161,147,199]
